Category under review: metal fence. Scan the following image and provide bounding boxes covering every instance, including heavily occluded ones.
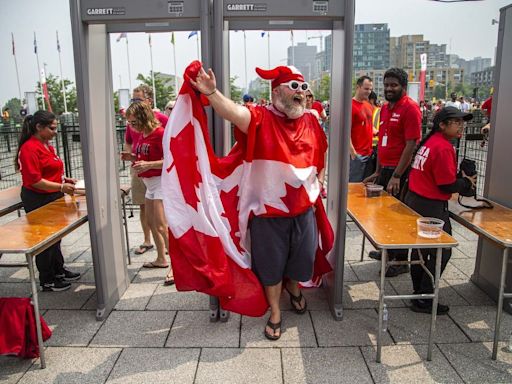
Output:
[0,110,489,196]
[0,114,130,190]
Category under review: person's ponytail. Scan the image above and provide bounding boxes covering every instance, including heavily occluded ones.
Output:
[15,110,56,170]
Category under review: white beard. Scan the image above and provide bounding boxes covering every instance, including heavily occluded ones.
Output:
[273,89,305,119]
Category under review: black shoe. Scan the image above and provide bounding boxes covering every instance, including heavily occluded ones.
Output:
[410,299,449,315]
[55,269,81,281]
[368,250,382,261]
[385,265,409,277]
[41,280,72,292]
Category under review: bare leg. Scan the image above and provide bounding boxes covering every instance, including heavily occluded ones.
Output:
[153,199,173,281]
[264,281,282,338]
[145,199,168,266]
[139,204,152,246]
[286,279,306,311]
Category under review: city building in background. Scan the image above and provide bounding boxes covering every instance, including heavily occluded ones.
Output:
[353,23,390,70]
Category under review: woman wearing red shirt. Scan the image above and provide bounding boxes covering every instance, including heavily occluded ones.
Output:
[404,107,476,315]
[122,102,173,285]
[15,111,81,291]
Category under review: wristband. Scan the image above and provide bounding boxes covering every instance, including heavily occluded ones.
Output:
[392,172,401,179]
[60,183,64,192]
[204,88,217,96]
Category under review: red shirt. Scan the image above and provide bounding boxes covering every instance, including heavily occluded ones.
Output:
[409,132,457,201]
[125,111,168,148]
[311,101,324,117]
[351,99,374,156]
[134,127,164,178]
[245,105,328,217]
[378,95,421,167]
[481,96,492,117]
[18,136,64,193]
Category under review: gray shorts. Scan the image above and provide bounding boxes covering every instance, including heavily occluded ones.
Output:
[250,208,318,286]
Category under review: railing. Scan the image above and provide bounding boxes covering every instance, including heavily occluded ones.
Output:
[0,110,490,196]
[0,114,129,190]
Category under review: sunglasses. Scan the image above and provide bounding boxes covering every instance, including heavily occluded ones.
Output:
[130,98,144,103]
[281,81,310,92]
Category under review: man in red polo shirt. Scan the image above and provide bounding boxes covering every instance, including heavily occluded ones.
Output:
[363,68,422,276]
[350,75,374,182]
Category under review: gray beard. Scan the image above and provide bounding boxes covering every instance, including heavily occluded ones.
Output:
[274,94,305,119]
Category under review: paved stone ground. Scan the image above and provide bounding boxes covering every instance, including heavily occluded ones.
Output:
[1,211,512,383]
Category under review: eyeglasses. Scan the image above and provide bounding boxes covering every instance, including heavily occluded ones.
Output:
[281,81,310,92]
[306,94,313,99]
[130,98,144,103]
[47,125,58,131]
[127,120,139,126]
[165,107,173,111]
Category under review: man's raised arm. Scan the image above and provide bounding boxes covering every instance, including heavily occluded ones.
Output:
[190,67,251,134]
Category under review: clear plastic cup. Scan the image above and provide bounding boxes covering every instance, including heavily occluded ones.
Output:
[365,183,384,198]
[417,217,445,238]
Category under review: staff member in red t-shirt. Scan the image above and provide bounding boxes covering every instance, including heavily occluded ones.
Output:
[350,75,374,182]
[15,111,81,292]
[405,107,476,314]
[363,68,422,277]
[122,102,173,286]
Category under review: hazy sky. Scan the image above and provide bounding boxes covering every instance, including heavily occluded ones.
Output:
[0,0,508,106]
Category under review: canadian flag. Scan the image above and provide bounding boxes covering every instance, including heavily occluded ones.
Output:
[162,61,334,317]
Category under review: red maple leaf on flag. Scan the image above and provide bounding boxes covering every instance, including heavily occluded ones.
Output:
[168,122,202,211]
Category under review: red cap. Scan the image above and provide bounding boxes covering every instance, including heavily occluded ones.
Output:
[255,65,304,89]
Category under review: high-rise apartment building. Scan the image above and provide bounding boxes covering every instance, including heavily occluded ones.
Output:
[353,23,390,70]
[287,42,317,82]
[390,35,448,72]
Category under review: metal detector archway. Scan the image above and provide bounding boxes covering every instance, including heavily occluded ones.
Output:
[215,0,354,319]
[69,0,211,320]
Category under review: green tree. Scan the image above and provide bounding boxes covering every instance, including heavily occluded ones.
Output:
[136,72,175,110]
[36,74,77,115]
[433,85,446,100]
[316,73,331,102]
[3,98,22,120]
[230,76,243,103]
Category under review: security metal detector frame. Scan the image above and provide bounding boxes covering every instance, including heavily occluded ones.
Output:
[69,0,210,320]
[216,0,355,320]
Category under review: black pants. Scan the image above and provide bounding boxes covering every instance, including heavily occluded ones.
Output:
[404,190,452,294]
[376,168,409,262]
[21,187,65,285]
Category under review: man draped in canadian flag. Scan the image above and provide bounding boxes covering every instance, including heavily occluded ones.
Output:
[162,61,333,341]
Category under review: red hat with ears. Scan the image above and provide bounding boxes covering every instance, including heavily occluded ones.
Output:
[255,65,304,89]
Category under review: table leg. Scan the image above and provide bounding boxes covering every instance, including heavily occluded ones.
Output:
[493,247,509,360]
[360,236,365,262]
[121,194,131,265]
[26,253,45,369]
[377,249,387,363]
[427,248,442,361]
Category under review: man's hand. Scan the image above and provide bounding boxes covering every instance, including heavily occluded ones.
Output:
[189,67,217,95]
[363,172,379,185]
[350,148,357,161]
[64,177,77,185]
[481,123,490,135]
[386,176,401,195]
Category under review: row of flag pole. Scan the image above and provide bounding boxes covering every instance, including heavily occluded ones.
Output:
[10,31,69,112]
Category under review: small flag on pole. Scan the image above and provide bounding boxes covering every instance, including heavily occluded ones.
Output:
[11,33,15,55]
[116,32,127,42]
[171,32,175,45]
[56,31,61,53]
[261,31,266,38]
[148,33,152,46]
[33,32,37,54]
[188,31,198,39]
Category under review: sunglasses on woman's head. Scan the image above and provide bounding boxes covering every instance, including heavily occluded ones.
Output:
[280,81,310,92]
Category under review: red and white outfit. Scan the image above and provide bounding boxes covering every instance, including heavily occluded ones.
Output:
[18,136,63,193]
[135,126,164,200]
[160,61,334,316]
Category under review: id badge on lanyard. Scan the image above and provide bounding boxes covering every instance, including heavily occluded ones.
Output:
[382,135,388,147]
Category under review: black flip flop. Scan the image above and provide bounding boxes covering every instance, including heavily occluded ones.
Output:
[285,287,307,314]
[264,318,282,341]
